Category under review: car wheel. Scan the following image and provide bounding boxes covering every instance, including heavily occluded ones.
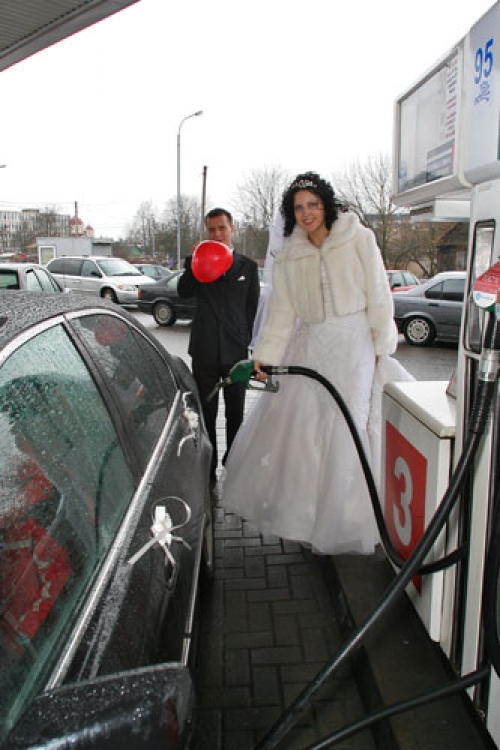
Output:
[101,288,118,303]
[153,301,176,326]
[403,316,436,346]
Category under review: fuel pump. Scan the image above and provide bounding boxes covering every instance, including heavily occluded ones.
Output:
[211,262,500,749]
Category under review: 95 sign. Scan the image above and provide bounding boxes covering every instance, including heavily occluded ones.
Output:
[474,38,494,85]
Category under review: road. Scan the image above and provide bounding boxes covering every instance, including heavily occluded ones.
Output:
[132,311,459,384]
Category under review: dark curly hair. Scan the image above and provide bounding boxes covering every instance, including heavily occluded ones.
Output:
[280,171,343,237]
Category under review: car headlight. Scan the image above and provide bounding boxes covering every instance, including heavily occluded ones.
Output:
[116,284,137,292]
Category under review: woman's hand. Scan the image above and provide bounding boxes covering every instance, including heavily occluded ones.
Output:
[252,361,268,382]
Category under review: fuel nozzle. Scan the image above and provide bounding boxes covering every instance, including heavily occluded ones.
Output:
[207,359,280,401]
[472,261,500,379]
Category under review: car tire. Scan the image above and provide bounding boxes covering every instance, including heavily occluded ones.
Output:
[101,287,118,303]
[403,316,436,346]
[153,301,176,326]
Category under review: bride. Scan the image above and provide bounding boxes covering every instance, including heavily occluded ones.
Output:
[220,171,399,556]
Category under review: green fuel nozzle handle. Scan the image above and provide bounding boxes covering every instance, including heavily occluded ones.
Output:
[207,360,279,402]
[227,359,256,386]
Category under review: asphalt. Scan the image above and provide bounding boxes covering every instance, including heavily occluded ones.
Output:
[190,390,495,750]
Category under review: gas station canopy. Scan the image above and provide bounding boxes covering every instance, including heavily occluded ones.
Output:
[0,0,140,72]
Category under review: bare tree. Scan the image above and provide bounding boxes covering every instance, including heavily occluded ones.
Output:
[160,195,202,267]
[233,166,291,262]
[332,154,399,265]
[127,201,159,254]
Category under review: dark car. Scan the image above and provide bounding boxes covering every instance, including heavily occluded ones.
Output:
[393,270,466,346]
[134,263,173,281]
[0,262,62,292]
[386,269,420,293]
[138,271,196,326]
[0,292,213,749]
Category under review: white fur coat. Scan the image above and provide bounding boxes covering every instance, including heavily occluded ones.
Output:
[254,212,398,364]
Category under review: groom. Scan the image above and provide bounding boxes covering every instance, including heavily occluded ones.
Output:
[178,207,260,485]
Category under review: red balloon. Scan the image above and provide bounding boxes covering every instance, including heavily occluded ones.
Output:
[191,240,232,283]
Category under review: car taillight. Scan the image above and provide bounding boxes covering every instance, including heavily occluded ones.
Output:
[138,289,142,299]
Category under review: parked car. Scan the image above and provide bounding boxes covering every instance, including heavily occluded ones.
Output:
[393,270,467,346]
[0,262,62,292]
[134,263,173,281]
[138,267,269,327]
[46,256,156,305]
[386,269,420,292]
[138,271,196,326]
[0,292,213,749]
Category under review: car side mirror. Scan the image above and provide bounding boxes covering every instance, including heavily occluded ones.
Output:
[5,663,194,749]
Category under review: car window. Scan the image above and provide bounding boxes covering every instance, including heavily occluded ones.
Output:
[0,271,20,290]
[66,258,84,275]
[49,258,83,276]
[442,278,465,302]
[96,259,142,277]
[167,274,180,292]
[390,272,403,287]
[71,314,177,468]
[25,270,44,291]
[404,272,418,285]
[425,281,443,300]
[47,258,64,274]
[0,324,135,741]
[35,269,61,292]
[425,278,465,302]
[81,259,101,278]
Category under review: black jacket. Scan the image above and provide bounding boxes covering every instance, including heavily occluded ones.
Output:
[178,251,260,366]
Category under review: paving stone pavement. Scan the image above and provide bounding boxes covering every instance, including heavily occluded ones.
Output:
[191,392,377,750]
[192,506,377,750]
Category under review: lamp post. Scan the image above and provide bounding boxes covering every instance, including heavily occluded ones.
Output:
[176,110,203,270]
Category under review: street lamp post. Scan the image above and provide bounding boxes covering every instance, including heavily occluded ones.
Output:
[176,110,203,270]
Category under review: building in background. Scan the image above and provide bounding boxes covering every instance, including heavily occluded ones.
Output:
[36,237,113,265]
[0,208,96,261]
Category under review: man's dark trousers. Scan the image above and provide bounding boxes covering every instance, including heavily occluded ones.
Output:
[193,363,246,478]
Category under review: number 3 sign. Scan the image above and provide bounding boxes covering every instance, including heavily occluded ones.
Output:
[384,422,427,565]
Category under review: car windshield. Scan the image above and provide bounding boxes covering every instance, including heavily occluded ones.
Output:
[96,259,143,277]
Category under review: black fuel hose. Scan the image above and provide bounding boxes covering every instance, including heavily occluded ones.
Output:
[261,364,465,576]
[254,360,497,750]
[482,478,500,676]
[305,664,491,750]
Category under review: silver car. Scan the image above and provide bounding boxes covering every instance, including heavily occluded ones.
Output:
[46,256,156,304]
[0,262,62,292]
[393,271,466,346]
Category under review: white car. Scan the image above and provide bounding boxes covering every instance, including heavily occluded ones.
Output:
[46,256,156,304]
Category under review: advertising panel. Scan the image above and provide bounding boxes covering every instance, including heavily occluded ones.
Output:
[393,43,469,206]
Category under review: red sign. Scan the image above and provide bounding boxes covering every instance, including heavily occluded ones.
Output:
[384,422,428,591]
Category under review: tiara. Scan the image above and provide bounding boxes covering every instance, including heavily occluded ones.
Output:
[290,178,317,190]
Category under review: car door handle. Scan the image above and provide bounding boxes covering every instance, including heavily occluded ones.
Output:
[128,500,192,575]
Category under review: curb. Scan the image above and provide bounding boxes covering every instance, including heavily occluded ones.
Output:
[327,548,495,750]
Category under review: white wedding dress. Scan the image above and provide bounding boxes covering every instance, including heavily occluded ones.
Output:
[221,264,381,555]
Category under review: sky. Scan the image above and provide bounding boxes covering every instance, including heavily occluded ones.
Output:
[0,0,496,240]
